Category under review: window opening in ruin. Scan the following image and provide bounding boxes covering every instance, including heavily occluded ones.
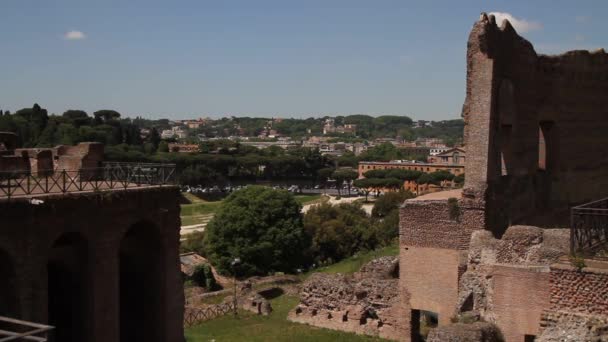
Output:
[120,222,163,342]
[539,121,555,172]
[47,233,88,342]
[500,125,513,176]
[411,309,438,342]
[0,249,18,329]
[538,126,546,171]
[525,334,536,342]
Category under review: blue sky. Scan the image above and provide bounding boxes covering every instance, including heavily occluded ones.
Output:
[1,1,606,120]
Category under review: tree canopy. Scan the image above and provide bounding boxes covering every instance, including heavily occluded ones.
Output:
[204,186,309,276]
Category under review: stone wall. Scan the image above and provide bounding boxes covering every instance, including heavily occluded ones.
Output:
[400,197,485,250]
[427,322,503,342]
[548,262,608,315]
[462,13,608,234]
[0,187,184,342]
[455,226,569,342]
[289,257,404,340]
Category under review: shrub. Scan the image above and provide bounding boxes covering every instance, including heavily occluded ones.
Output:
[570,254,586,271]
[191,264,219,291]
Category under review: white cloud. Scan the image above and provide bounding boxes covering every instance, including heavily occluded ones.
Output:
[488,12,542,33]
[64,30,86,40]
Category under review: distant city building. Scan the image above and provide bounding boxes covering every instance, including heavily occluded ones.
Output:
[161,126,187,139]
[322,118,357,135]
[415,137,446,148]
[429,147,451,155]
[358,160,464,194]
[168,143,200,153]
[427,147,465,165]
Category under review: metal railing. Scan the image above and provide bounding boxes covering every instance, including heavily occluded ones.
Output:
[0,316,54,341]
[183,302,236,327]
[571,197,608,259]
[0,162,176,199]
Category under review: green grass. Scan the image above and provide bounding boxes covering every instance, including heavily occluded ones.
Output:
[185,295,387,342]
[294,194,322,205]
[306,244,399,277]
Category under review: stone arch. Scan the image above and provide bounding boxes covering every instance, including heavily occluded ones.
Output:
[0,248,19,321]
[47,232,89,342]
[119,221,164,342]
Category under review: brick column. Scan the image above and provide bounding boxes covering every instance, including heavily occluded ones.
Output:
[90,238,120,342]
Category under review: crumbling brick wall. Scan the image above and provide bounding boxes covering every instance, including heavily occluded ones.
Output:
[538,262,608,341]
[289,257,404,340]
[548,263,608,315]
[463,13,608,235]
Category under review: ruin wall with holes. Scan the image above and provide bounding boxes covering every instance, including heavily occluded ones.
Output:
[463,13,608,235]
[0,187,184,342]
[396,13,608,342]
[288,257,405,340]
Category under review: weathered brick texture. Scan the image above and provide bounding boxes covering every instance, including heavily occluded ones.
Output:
[0,187,184,342]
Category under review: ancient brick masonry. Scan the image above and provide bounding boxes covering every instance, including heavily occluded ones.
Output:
[289,257,404,340]
[463,13,608,234]
[548,264,608,315]
[398,12,608,342]
[0,187,185,342]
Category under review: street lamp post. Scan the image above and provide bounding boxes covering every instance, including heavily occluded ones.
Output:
[231,257,241,317]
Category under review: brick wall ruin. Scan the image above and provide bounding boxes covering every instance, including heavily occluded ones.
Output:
[289,257,405,340]
[463,13,608,234]
[0,187,184,342]
[397,12,608,342]
[538,262,608,341]
[0,132,104,174]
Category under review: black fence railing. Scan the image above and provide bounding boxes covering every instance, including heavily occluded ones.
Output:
[571,197,608,259]
[0,162,176,199]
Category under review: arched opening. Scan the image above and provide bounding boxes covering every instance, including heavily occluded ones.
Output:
[47,233,89,342]
[0,248,19,326]
[119,222,163,342]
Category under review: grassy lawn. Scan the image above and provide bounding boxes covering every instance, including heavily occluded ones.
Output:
[294,194,322,205]
[305,243,399,277]
[185,294,387,342]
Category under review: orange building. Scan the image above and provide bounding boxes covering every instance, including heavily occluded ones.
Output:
[357,161,464,194]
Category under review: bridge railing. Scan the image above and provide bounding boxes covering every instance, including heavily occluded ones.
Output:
[571,197,608,259]
[0,162,176,199]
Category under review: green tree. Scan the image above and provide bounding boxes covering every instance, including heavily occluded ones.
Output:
[353,178,373,201]
[191,264,219,291]
[149,127,161,151]
[205,186,309,276]
[93,109,121,124]
[332,169,358,196]
[158,141,169,152]
[372,190,415,218]
[303,202,376,264]
[62,110,91,127]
